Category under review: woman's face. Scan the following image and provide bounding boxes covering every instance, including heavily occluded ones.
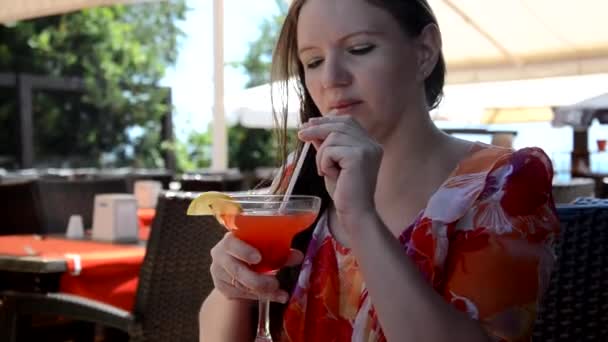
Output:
[297,0,425,140]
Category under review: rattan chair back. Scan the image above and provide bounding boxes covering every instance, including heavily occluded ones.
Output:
[533,203,608,341]
[132,191,224,341]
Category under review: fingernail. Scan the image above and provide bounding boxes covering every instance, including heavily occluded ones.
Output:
[277,293,289,304]
[309,117,320,124]
[250,253,261,263]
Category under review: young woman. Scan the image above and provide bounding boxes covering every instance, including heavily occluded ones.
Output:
[200,0,559,341]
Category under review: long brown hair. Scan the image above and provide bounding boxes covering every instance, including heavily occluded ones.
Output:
[267,0,446,335]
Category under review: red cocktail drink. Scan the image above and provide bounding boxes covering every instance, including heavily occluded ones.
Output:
[194,194,320,342]
[220,210,317,273]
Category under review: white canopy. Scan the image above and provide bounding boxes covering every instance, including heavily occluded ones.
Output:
[226,80,300,129]
[430,0,608,83]
[435,73,608,124]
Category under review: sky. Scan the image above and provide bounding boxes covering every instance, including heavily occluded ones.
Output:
[161,0,281,140]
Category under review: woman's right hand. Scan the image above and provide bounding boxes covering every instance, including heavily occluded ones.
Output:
[209,232,303,303]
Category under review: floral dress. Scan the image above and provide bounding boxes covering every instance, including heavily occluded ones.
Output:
[281,144,559,342]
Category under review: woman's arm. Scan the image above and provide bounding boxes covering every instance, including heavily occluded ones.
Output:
[350,148,558,342]
[348,212,490,342]
[199,289,255,341]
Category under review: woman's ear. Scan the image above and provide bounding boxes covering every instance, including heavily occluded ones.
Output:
[415,23,442,82]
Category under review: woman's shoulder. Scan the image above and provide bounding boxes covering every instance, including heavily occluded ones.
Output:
[468,144,554,201]
[452,142,553,180]
[410,143,559,303]
[455,143,556,229]
[423,143,554,223]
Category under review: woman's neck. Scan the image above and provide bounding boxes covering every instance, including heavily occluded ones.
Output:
[376,114,448,191]
[372,112,471,230]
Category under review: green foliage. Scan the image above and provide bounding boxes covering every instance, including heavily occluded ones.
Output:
[0,1,187,168]
[235,0,286,88]
[172,129,212,172]
[174,123,291,174]
[224,0,289,172]
[228,124,298,172]
[228,124,277,171]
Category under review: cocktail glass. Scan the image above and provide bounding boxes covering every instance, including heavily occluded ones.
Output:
[212,194,321,342]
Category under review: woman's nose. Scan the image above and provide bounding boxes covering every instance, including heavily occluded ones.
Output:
[321,54,352,89]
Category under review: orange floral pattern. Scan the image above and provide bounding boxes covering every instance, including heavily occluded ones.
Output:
[282,144,559,341]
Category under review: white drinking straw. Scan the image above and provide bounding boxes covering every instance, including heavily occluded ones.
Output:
[280,142,311,212]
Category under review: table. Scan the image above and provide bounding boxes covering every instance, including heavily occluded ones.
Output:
[552,177,596,204]
[0,235,146,311]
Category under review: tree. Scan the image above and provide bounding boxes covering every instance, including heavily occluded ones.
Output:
[228,124,277,171]
[225,0,288,173]
[172,128,213,172]
[236,0,287,88]
[0,1,187,168]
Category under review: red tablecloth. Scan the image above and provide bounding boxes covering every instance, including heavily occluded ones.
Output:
[0,235,145,311]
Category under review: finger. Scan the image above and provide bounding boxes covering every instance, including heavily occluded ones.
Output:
[315,132,352,177]
[308,115,362,130]
[298,122,362,143]
[219,233,262,265]
[309,112,348,124]
[221,260,281,294]
[319,145,347,179]
[315,134,331,177]
[284,249,304,267]
[216,267,289,303]
[214,265,260,293]
[211,262,256,299]
[216,279,261,301]
[298,122,350,141]
[309,139,323,152]
[218,279,259,299]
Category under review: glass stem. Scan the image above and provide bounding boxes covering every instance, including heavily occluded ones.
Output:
[255,299,273,341]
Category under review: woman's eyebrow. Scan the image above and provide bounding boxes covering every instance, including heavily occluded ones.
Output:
[298,30,383,55]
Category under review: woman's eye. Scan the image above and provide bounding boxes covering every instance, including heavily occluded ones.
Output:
[305,58,323,69]
[349,44,375,55]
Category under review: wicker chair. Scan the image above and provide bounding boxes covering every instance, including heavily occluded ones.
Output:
[532,203,608,341]
[0,180,45,235]
[0,191,225,342]
[572,196,608,206]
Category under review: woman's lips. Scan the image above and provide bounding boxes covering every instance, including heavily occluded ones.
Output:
[329,101,362,114]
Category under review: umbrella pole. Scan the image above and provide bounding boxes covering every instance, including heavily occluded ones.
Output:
[571,129,590,177]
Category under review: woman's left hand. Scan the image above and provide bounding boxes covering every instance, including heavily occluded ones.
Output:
[298,115,383,227]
